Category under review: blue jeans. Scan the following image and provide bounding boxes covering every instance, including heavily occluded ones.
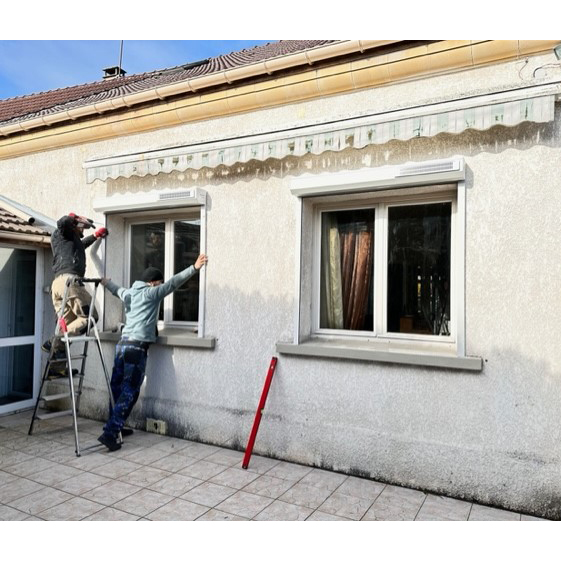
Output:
[103,338,149,438]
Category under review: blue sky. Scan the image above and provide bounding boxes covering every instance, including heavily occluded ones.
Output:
[0,40,273,100]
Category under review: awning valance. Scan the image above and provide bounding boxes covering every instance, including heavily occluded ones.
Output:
[84,87,557,184]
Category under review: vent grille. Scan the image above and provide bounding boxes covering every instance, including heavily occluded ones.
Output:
[398,161,457,177]
[158,190,194,201]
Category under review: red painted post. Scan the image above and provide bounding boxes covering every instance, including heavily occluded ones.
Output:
[242,357,278,469]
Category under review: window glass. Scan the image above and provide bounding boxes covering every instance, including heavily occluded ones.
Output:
[173,219,200,322]
[0,248,36,338]
[130,222,166,320]
[320,209,374,331]
[387,202,451,335]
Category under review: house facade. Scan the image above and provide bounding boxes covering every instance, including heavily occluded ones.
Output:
[1,40,560,518]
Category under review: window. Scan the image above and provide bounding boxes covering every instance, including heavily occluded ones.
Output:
[314,194,455,344]
[127,213,201,327]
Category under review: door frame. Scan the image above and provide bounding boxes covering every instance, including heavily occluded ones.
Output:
[0,242,44,416]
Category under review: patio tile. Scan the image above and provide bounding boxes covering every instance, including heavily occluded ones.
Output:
[113,489,174,517]
[39,497,105,521]
[0,504,29,521]
[119,466,170,487]
[84,507,141,521]
[0,448,34,469]
[147,498,209,521]
[300,469,348,492]
[54,472,111,495]
[0,477,45,504]
[120,446,173,466]
[181,482,237,508]
[242,455,281,475]
[521,514,548,521]
[177,459,228,480]
[318,491,374,521]
[2,436,36,450]
[266,461,313,481]
[177,442,223,460]
[196,508,248,521]
[209,467,261,489]
[8,487,73,516]
[0,429,24,443]
[4,457,59,478]
[214,490,273,519]
[64,451,114,471]
[254,500,313,521]
[0,470,18,487]
[91,458,142,479]
[28,464,85,486]
[19,439,68,457]
[242,474,297,499]
[148,474,204,497]
[82,480,143,506]
[151,438,194,454]
[468,504,521,521]
[23,515,44,520]
[278,482,333,509]
[42,445,81,463]
[205,449,246,467]
[148,452,200,473]
[336,476,386,501]
[307,511,352,521]
[415,494,472,521]
[363,485,426,521]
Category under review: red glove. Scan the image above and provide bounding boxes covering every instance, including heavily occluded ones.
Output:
[95,227,109,238]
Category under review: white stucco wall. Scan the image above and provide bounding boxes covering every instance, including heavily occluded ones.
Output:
[2,52,561,518]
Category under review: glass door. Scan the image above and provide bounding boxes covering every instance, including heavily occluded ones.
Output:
[0,245,42,415]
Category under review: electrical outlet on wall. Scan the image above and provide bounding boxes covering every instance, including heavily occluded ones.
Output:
[146,418,167,435]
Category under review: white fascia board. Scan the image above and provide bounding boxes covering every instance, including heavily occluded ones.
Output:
[290,157,465,197]
[93,188,207,214]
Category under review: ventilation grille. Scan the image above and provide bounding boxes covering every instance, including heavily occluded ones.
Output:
[398,161,458,177]
[158,190,194,201]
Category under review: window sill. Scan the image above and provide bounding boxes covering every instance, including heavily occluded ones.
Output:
[98,328,215,349]
[276,338,482,371]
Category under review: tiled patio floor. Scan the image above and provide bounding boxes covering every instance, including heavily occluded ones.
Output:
[0,410,548,521]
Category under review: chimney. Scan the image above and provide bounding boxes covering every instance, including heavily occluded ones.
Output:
[102,66,126,80]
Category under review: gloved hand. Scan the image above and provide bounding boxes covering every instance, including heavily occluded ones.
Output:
[94,227,109,239]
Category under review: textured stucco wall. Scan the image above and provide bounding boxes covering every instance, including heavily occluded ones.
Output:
[2,53,561,518]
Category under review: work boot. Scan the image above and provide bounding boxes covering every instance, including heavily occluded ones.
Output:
[121,428,134,437]
[47,367,79,380]
[41,340,52,353]
[97,433,122,452]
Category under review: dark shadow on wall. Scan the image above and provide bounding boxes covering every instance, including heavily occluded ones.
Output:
[105,118,558,195]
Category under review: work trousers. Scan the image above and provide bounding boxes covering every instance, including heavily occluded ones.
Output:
[51,273,99,350]
[103,338,149,439]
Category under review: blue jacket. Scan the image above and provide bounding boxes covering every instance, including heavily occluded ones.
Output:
[105,265,198,342]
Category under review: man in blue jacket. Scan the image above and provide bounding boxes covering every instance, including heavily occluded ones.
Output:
[98,254,208,451]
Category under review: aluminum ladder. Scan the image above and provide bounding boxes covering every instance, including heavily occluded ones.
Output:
[28,276,116,456]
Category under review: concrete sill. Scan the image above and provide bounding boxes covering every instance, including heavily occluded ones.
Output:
[276,339,482,371]
[99,329,215,349]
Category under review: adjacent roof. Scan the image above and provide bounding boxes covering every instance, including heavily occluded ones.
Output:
[0,40,337,127]
[0,206,51,236]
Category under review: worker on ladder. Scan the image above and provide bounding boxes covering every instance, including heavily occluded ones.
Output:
[43,213,108,376]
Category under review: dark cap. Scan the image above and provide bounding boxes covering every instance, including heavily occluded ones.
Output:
[141,267,164,283]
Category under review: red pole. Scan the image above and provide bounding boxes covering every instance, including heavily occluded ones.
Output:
[242,357,278,469]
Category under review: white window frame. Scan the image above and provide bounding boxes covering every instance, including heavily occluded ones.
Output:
[124,208,204,332]
[292,158,467,358]
[312,193,457,347]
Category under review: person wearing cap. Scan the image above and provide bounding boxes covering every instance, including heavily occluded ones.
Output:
[43,213,109,374]
[97,253,208,451]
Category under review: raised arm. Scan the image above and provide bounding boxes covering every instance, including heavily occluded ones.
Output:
[148,254,208,301]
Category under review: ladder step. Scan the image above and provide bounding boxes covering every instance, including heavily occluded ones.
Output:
[40,392,81,402]
[36,410,73,420]
[49,355,87,363]
[66,336,97,343]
